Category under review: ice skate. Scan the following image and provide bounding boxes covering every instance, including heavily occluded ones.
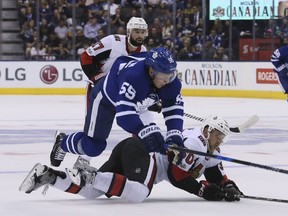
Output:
[50,130,66,167]
[19,163,65,194]
[73,156,97,173]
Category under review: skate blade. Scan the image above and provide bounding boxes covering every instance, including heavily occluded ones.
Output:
[19,163,44,193]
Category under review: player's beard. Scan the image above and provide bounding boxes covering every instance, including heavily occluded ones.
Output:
[129,37,143,47]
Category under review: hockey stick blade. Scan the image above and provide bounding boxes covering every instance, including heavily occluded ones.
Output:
[183,113,259,133]
[229,115,259,133]
[168,146,288,174]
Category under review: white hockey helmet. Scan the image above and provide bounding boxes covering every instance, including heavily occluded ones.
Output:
[201,115,230,137]
[126,17,148,37]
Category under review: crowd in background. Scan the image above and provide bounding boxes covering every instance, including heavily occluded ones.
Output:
[17,0,287,61]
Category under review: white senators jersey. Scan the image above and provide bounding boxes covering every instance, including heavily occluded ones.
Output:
[153,127,226,184]
[81,34,147,78]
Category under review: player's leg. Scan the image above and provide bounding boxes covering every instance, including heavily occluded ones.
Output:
[50,85,115,167]
[19,163,105,199]
[94,138,155,203]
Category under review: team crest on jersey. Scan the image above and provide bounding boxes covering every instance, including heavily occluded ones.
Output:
[136,93,160,111]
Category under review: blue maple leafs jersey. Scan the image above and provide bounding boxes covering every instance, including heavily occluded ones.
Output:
[102,54,184,134]
[271,45,288,93]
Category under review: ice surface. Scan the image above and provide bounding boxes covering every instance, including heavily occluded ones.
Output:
[1,95,288,215]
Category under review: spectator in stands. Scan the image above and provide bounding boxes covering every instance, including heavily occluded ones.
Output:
[148,17,162,36]
[207,29,222,49]
[131,0,147,9]
[145,38,155,51]
[145,27,163,46]
[177,37,201,61]
[39,18,53,42]
[39,0,52,23]
[202,40,217,61]
[74,26,87,53]
[51,8,62,28]
[110,7,126,34]
[280,17,288,39]
[163,38,174,53]
[45,32,61,53]
[54,19,69,41]
[213,46,229,61]
[178,17,196,40]
[191,5,201,27]
[51,0,71,20]
[162,18,173,40]
[83,16,103,43]
[144,6,155,25]
[264,19,281,38]
[30,42,47,60]
[18,6,29,28]
[175,8,184,31]
[191,27,205,51]
[183,1,193,20]
[116,26,126,35]
[102,0,119,16]
[87,0,103,18]
[75,0,90,26]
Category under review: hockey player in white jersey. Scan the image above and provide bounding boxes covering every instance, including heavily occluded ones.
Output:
[49,46,184,169]
[80,16,147,92]
[20,115,242,203]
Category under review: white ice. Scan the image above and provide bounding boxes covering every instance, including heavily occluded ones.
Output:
[1,95,288,216]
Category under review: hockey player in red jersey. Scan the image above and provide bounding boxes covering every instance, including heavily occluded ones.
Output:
[20,115,242,203]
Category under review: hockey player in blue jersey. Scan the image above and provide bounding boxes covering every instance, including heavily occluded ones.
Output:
[50,46,184,167]
[271,45,288,98]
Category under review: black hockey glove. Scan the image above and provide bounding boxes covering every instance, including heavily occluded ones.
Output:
[147,102,162,113]
[137,123,166,154]
[222,180,242,202]
[198,180,224,201]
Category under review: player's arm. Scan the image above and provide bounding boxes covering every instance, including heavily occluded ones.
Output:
[80,39,112,80]
[167,161,226,201]
[159,78,184,146]
[204,160,243,201]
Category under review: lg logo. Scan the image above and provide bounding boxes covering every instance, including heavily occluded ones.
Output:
[39,65,58,84]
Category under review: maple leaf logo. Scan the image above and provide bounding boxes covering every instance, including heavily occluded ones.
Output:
[212,6,225,18]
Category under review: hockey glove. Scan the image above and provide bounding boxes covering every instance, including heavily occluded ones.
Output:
[222,180,242,202]
[147,102,162,113]
[137,123,166,154]
[198,180,224,201]
[165,130,184,165]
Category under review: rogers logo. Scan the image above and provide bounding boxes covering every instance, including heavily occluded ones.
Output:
[256,68,278,84]
[40,65,58,84]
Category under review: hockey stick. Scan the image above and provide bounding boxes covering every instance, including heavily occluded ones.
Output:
[168,146,288,174]
[239,195,288,203]
[183,113,259,133]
